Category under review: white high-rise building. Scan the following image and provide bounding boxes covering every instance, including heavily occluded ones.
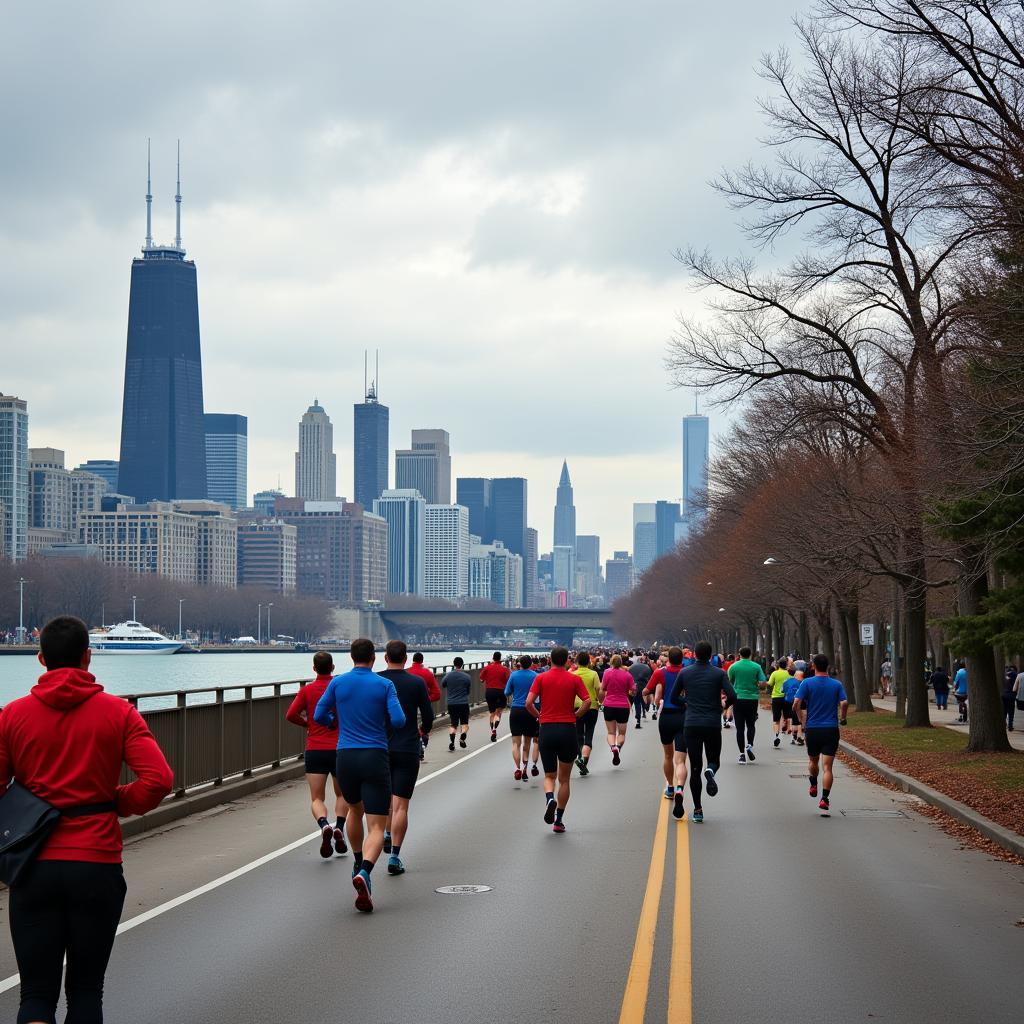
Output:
[425,504,470,601]
[295,400,337,501]
[0,395,29,561]
[469,539,523,608]
[373,489,426,595]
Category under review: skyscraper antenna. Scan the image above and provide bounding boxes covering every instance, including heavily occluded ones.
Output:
[174,139,182,251]
[145,138,153,250]
[376,349,380,399]
[364,350,368,400]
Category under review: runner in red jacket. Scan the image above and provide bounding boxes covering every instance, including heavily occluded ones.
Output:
[408,653,441,757]
[285,651,349,857]
[0,615,173,1024]
[481,651,511,741]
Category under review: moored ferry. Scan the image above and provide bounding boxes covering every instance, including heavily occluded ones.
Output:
[88,621,183,655]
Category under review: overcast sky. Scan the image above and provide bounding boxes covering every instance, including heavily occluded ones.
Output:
[1,1,803,556]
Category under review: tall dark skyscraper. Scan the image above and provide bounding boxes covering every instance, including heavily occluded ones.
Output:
[456,477,492,540]
[118,143,207,503]
[491,477,528,558]
[354,363,389,510]
[553,460,576,549]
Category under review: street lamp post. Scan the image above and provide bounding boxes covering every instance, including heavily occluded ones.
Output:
[17,577,28,644]
[131,595,138,621]
[267,603,273,644]
[257,604,262,645]
[178,599,185,641]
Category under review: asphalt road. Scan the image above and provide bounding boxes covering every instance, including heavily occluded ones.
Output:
[0,716,1020,1023]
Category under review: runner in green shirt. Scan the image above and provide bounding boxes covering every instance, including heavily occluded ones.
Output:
[573,653,601,776]
[727,648,766,762]
[767,657,791,748]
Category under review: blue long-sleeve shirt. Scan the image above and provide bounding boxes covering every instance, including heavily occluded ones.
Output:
[504,669,537,708]
[313,666,406,750]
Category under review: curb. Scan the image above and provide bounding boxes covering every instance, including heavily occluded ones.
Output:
[840,739,1024,860]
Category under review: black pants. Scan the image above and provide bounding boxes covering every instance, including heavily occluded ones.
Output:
[684,727,722,809]
[733,699,758,750]
[576,708,599,753]
[10,860,126,1024]
[634,691,647,722]
[1003,695,1016,728]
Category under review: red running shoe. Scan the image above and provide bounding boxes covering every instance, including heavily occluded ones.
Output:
[514,768,523,781]
[333,827,347,856]
[552,822,566,834]
[319,824,334,859]
[809,784,819,798]
[352,872,373,913]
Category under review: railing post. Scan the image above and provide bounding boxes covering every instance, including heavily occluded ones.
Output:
[175,692,187,799]
[215,688,225,786]
[244,686,254,777]
[273,683,282,768]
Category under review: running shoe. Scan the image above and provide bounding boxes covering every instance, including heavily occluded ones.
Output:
[773,736,781,748]
[692,809,704,823]
[809,783,818,798]
[746,745,756,762]
[790,738,796,745]
[543,800,557,825]
[449,740,455,751]
[333,827,348,856]
[672,791,685,820]
[818,797,830,816]
[352,871,374,913]
[387,854,406,875]
[319,824,334,859]
[704,768,719,797]
[383,833,392,854]
[651,712,658,721]
[459,736,467,748]
[575,756,585,772]
[664,785,673,800]
[796,738,805,746]
[738,753,746,764]
[531,764,539,777]
[723,720,732,729]
[578,760,589,777]
[612,747,621,766]
[552,822,566,834]
[634,723,641,730]
[490,729,497,743]
[514,768,523,781]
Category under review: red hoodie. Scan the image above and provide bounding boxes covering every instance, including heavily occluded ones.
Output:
[0,668,174,863]
[408,662,441,702]
[285,675,339,751]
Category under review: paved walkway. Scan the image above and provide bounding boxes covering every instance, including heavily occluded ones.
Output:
[0,720,1020,1023]
[873,695,1024,750]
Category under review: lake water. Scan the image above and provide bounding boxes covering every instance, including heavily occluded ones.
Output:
[0,649,529,709]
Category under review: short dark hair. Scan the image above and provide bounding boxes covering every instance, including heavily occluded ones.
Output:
[385,639,407,663]
[812,653,830,672]
[777,656,789,669]
[453,656,464,668]
[492,651,502,661]
[350,637,375,664]
[40,616,89,670]
[694,641,713,662]
[412,651,425,664]
[668,646,684,666]
[519,654,533,669]
[739,646,752,658]
[312,651,334,675]
[577,652,590,667]
[551,646,569,667]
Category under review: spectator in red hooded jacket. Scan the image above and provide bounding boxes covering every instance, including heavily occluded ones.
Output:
[0,615,173,1024]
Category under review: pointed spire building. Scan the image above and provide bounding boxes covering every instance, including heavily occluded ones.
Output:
[553,460,576,549]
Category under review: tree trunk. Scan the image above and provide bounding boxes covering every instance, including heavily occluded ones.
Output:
[959,557,1012,753]
[893,596,906,718]
[843,605,874,711]
[816,602,836,667]
[902,565,931,728]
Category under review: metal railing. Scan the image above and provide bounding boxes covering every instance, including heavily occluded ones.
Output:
[125,662,491,799]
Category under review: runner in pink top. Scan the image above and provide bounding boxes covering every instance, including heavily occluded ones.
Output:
[598,656,636,765]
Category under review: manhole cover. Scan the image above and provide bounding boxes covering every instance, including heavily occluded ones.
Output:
[839,809,907,818]
[789,774,807,778]
[435,884,493,895]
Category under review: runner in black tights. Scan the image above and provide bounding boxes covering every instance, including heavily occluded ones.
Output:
[670,641,736,823]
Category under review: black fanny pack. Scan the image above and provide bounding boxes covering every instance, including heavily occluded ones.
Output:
[0,781,117,886]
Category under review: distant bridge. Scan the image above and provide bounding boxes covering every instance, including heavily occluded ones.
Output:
[375,608,616,645]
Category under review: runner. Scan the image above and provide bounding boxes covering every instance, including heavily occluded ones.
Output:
[880,657,893,697]
[505,655,540,780]
[670,641,736,823]
[768,657,791,749]
[442,657,472,750]
[722,653,736,728]
[646,647,688,817]
[599,654,635,765]
[572,652,601,776]
[727,647,766,763]
[285,650,349,857]
[526,646,591,833]
[314,638,406,913]
[377,640,434,875]
[408,652,441,759]
[782,663,804,745]
[791,653,849,817]
[628,652,652,728]
[481,651,511,742]
[953,662,969,722]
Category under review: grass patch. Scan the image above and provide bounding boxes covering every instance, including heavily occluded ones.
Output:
[845,710,902,728]
[955,756,1024,793]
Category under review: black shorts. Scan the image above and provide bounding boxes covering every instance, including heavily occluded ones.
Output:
[539,723,579,772]
[771,697,786,722]
[804,728,841,758]
[336,748,391,816]
[509,706,539,738]
[782,700,795,722]
[603,706,630,724]
[448,703,470,727]
[389,750,420,800]
[658,709,687,752]
[576,708,599,748]
[304,749,337,776]
[486,690,508,712]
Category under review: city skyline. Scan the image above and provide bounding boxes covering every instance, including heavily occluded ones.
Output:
[0,3,771,555]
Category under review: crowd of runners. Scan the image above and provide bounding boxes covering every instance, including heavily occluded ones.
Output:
[285,637,850,913]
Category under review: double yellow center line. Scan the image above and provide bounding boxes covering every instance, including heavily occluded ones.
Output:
[617,800,692,1024]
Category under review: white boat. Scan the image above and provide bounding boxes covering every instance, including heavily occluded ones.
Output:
[89,621,183,655]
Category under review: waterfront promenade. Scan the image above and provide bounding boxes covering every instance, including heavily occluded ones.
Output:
[0,709,1017,1023]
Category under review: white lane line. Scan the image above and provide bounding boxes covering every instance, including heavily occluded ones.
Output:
[0,734,510,997]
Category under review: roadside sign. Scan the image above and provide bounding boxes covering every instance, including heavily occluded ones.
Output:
[859,623,875,646]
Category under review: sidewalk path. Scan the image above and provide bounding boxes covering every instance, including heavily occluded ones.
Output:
[873,695,1024,751]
